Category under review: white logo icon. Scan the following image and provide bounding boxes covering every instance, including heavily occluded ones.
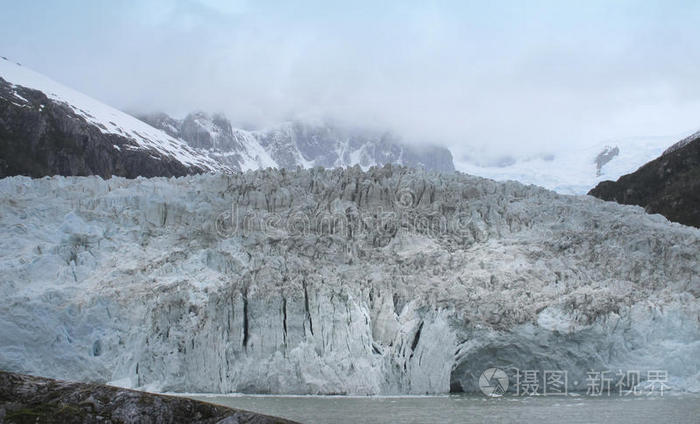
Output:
[479,368,509,397]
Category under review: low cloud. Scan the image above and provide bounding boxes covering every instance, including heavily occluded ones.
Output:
[2,0,700,162]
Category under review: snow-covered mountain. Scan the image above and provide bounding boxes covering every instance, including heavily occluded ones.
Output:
[1,167,697,394]
[0,55,690,197]
[140,112,456,173]
[0,58,453,178]
[455,135,691,195]
[138,112,277,172]
[0,57,224,177]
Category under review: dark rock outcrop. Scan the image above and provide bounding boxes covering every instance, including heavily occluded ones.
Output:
[0,79,207,179]
[0,371,298,424]
[589,132,700,227]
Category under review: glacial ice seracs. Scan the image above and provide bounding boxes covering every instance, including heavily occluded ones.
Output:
[0,166,697,394]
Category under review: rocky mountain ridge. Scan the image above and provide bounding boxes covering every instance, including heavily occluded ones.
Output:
[0,58,455,179]
[139,112,456,173]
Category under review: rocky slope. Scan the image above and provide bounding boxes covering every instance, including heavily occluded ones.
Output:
[589,132,700,228]
[0,371,297,423]
[140,113,455,173]
[0,58,225,178]
[0,166,697,395]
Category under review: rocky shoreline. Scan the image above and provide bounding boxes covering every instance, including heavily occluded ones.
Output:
[0,371,297,424]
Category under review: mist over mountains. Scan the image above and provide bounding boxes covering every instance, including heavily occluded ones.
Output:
[3,54,697,206]
[0,57,454,179]
[138,111,456,173]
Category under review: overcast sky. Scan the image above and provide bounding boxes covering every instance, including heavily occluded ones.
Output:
[2,0,700,162]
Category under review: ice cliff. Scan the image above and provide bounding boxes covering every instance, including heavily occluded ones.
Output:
[0,166,698,394]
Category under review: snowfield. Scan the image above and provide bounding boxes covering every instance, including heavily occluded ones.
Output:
[0,167,698,394]
[455,134,694,194]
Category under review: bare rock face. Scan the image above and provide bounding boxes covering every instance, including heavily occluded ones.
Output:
[589,132,700,228]
[135,112,182,139]
[140,112,269,172]
[0,166,698,395]
[178,113,242,151]
[0,371,298,423]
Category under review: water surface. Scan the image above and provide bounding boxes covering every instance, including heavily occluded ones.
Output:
[187,393,700,423]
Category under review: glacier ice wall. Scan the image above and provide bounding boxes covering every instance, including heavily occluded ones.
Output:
[0,167,698,394]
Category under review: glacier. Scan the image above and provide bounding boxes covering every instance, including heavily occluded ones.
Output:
[0,166,698,394]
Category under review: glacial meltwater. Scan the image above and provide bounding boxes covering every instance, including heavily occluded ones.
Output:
[186,393,700,423]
